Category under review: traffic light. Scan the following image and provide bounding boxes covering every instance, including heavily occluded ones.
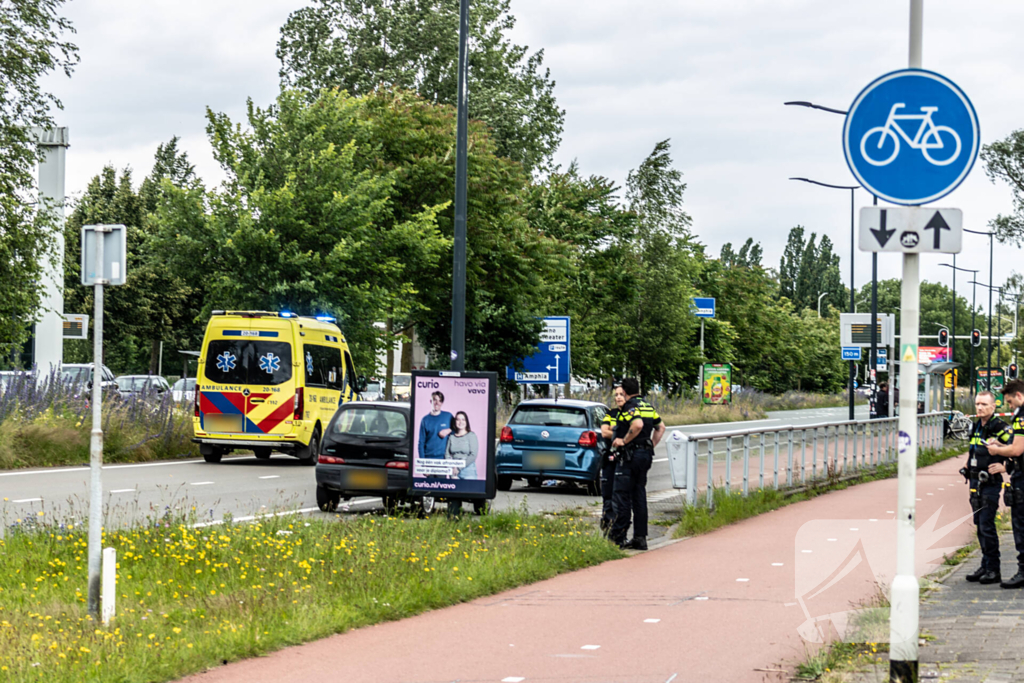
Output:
[1010,363,1019,380]
[938,327,949,347]
[972,329,982,347]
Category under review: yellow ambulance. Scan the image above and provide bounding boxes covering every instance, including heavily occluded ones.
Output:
[192,311,360,464]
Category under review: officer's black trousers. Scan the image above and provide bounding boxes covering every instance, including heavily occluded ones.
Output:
[972,482,1001,572]
[1011,475,1024,570]
[610,449,653,542]
[600,460,617,526]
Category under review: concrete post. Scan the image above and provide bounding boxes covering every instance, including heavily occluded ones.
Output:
[31,127,69,372]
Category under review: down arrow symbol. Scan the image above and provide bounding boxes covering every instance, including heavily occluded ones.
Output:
[870,209,895,247]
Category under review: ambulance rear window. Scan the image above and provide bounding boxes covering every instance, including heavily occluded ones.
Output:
[205,340,292,386]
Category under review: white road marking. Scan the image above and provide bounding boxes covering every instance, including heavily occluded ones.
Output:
[666,675,678,683]
[869,519,878,522]
[694,596,709,601]
[801,550,812,553]
[938,488,945,491]
[736,578,749,582]
[12,497,41,503]
[502,678,526,683]
[581,644,600,650]
[827,538,837,542]
[926,493,934,496]
[850,528,859,531]
[772,563,784,566]
[190,481,214,486]
[110,489,135,493]
[0,456,253,478]
[887,511,894,514]
[191,498,378,529]
[258,475,280,480]
[784,602,797,607]
[644,618,661,623]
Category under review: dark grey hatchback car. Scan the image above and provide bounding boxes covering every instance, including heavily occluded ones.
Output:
[315,401,435,515]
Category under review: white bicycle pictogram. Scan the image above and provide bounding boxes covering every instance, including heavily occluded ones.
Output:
[859,103,961,167]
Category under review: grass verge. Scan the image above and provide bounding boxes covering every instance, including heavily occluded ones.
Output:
[673,441,967,538]
[0,508,621,682]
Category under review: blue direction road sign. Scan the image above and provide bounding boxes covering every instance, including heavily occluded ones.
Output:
[842,347,862,361]
[843,69,979,205]
[691,297,715,318]
[506,317,570,384]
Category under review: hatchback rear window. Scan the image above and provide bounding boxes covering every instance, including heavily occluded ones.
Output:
[511,406,588,428]
[333,408,407,438]
[204,340,293,386]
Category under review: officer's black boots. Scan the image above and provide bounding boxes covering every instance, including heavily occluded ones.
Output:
[626,537,647,551]
[966,566,986,582]
[979,570,1002,584]
[1001,569,1024,589]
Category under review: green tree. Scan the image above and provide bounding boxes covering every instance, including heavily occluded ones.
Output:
[63,155,197,374]
[719,238,762,269]
[0,0,77,359]
[276,0,563,172]
[981,130,1024,245]
[778,226,845,314]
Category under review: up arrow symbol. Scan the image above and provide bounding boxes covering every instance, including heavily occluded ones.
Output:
[923,211,950,249]
[870,209,895,247]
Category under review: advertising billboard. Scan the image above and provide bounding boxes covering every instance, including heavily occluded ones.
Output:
[702,363,732,405]
[977,368,1005,410]
[410,370,496,500]
[917,346,950,365]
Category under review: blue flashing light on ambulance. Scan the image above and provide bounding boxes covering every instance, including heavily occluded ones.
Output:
[192,311,363,464]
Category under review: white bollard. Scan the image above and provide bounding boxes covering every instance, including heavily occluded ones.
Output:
[102,547,116,626]
[667,430,689,491]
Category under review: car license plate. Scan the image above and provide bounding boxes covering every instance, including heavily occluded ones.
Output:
[343,469,387,490]
[524,451,564,470]
[204,414,243,433]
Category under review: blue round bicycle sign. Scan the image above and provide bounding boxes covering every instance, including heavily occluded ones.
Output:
[843,69,979,205]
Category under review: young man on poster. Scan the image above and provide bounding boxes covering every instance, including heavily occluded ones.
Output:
[418,391,453,460]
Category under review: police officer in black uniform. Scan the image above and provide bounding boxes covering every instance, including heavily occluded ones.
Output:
[598,386,624,534]
[962,390,1013,584]
[983,378,1024,588]
[608,378,666,551]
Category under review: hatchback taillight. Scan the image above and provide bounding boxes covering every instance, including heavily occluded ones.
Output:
[500,426,514,443]
[386,461,409,470]
[578,431,598,448]
[293,388,304,421]
[318,454,345,465]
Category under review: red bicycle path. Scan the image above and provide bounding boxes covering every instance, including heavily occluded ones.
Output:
[179,454,976,683]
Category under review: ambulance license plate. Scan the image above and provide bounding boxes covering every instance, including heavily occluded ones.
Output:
[525,451,564,470]
[343,469,387,490]
[204,414,243,433]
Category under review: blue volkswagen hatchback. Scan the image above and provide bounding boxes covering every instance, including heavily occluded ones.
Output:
[496,399,608,494]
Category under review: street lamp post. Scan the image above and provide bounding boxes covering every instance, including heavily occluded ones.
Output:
[939,261,978,404]
[817,292,828,318]
[450,0,470,372]
[965,228,995,388]
[789,177,859,420]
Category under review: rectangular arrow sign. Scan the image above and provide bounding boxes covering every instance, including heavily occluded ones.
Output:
[858,207,962,254]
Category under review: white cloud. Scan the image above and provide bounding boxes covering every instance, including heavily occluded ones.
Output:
[40,0,1024,295]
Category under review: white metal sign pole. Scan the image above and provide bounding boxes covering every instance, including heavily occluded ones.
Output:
[890,3,923,682]
[86,227,108,619]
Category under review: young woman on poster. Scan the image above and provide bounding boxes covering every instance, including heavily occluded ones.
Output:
[445,411,479,479]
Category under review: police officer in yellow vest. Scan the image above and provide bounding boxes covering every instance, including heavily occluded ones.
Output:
[598,386,624,534]
[608,378,666,550]
[983,378,1024,588]
[962,391,1012,584]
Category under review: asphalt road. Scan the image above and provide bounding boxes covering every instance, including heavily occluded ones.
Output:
[0,404,870,529]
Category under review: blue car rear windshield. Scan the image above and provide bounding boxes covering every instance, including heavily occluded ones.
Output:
[510,406,588,428]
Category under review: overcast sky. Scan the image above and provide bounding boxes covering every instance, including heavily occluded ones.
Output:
[43,0,1024,308]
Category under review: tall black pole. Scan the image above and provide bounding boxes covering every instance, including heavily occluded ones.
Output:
[951,253,956,411]
[998,287,1003,372]
[870,195,878,419]
[849,187,855,420]
[987,234,993,389]
[450,0,470,372]
[971,281,977,396]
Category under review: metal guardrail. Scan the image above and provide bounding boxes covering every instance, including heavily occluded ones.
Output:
[667,411,949,507]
